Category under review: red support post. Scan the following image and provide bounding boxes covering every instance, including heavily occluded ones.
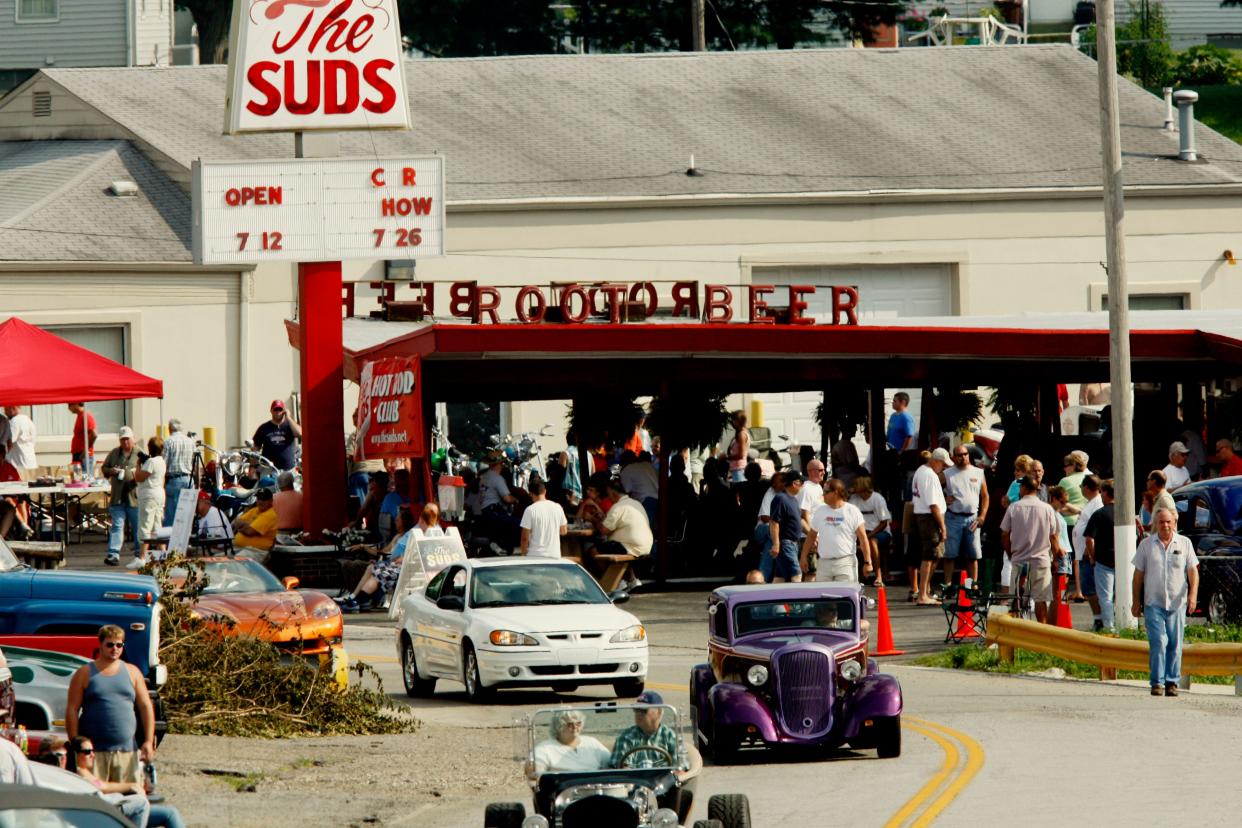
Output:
[298,261,347,536]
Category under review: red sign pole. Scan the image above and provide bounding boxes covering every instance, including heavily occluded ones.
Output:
[298,260,347,536]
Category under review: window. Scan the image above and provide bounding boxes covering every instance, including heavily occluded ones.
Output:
[16,0,58,22]
[1100,294,1188,311]
[32,326,127,439]
[424,568,448,601]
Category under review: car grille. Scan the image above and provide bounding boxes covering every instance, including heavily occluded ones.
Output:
[774,649,834,738]
[530,663,620,676]
[578,663,619,674]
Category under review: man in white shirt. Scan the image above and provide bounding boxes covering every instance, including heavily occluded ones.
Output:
[591,479,653,559]
[801,479,871,583]
[194,491,232,542]
[798,459,826,535]
[3,405,36,479]
[619,451,659,527]
[1132,507,1199,696]
[942,445,989,587]
[912,448,949,605]
[1072,475,1104,630]
[520,479,568,558]
[1162,441,1192,492]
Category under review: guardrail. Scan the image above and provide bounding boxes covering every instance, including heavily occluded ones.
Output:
[984,613,1242,692]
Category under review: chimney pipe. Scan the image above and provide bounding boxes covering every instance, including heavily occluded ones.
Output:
[1162,87,1174,131]
[1174,89,1199,161]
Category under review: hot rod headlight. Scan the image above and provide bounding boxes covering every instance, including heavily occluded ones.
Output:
[746,664,769,687]
[521,817,549,828]
[839,659,864,682]
[610,624,646,643]
[490,630,539,646]
[651,808,679,828]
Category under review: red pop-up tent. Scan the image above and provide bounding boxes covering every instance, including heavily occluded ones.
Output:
[0,318,162,404]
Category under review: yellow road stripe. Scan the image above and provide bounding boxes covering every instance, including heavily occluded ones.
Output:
[905,717,986,828]
[647,681,684,692]
[882,723,960,828]
[356,655,400,664]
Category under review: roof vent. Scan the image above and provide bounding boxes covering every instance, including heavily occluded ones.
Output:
[109,180,139,197]
[1174,89,1199,162]
[31,91,51,118]
[1162,87,1174,131]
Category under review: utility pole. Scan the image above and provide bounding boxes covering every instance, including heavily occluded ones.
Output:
[1095,0,1137,629]
[690,0,706,50]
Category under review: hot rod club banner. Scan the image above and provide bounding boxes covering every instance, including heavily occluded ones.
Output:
[355,356,424,460]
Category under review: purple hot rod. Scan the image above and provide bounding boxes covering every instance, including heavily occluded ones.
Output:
[690,583,902,762]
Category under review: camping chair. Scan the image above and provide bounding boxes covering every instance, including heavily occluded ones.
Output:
[940,579,993,643]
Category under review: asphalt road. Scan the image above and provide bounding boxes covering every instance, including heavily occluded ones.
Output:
[341,587,1241,827]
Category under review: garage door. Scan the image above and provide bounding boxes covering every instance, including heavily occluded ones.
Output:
[752,264,953,451]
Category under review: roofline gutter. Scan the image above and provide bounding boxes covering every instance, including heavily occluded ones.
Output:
[0,261,252,273]
[445,182,1242,213]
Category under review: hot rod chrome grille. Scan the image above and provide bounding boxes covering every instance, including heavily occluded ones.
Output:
[775,649,834,737]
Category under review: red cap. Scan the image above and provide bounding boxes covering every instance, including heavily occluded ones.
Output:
[270,399,286,410]
[197,491,213,502]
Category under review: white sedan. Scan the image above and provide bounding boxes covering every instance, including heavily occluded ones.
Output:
[395,558,648,701]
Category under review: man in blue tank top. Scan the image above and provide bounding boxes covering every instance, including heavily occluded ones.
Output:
[65,624,156,783]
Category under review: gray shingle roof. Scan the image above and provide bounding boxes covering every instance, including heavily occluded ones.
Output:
[0,140,189,261]
[35,44,1242,203]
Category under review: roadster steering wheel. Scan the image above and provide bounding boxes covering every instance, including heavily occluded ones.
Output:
[618,744,673,768]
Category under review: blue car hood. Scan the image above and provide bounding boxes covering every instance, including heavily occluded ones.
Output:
[27,570,159,601]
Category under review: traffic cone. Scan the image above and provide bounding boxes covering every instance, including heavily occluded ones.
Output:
[872,585,905,656]
[1053,574,1073,629]
[952,571,981,640]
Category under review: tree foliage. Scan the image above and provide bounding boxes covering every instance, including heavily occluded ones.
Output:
[175,1,231,64]
[566,396,644,451]
[814,389,870,448]
[398,0,566,56]
[645,392,731,452]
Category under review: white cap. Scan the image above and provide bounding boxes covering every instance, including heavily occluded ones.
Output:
[930,448,952,464]
[118,426,134,439]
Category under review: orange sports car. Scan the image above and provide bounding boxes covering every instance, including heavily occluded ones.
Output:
[176,558,344,657]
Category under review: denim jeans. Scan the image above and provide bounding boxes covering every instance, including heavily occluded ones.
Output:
[1095,564,1116,629]
[943,511,980,560]
[108,504,140,557]
[163,475,193,526]
[148,803,187,828]
[773,539,802,581]
[754,522,774,581]
[1143,604,1185,687]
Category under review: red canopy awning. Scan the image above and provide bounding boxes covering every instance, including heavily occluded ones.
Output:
[0,317,163,405]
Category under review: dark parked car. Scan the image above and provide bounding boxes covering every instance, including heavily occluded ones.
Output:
[1173,477,1242,623]
[690,583,902,762]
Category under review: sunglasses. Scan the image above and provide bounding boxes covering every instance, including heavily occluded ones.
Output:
[52,752,67,760]
[103,641,125,649]
[77,748,95,755]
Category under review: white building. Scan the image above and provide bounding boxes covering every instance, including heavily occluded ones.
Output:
[1,45,1239,460]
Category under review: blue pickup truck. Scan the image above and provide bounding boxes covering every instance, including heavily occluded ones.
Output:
[0,538,167,737]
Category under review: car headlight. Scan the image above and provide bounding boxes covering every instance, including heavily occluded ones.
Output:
[840,659,864,682]
[746,664,769,687]
[490,630,539,646]
[609,624,646,643]
[312,602,341,619]
[521,817,550,828]
[651,808,679,828]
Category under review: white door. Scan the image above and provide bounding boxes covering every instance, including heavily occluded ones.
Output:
[752,264,954,451]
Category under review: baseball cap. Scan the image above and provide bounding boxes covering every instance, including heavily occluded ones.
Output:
[635,690,663,708]
[782,470,803,485]
[118,426,134,439]
[270,399,286,411]
[255,487,274,500]
[930,448,952,464]
[197,490,213,503]
[1169,441,1190,455]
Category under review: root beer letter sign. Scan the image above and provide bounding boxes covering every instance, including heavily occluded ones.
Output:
[225,0,411,133]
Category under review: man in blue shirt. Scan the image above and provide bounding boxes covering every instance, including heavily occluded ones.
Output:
[886,392,916,452]
[768,471,805,583]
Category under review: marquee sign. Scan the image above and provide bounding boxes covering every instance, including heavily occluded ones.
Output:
[191,156,444,265]
[224,0,410,134]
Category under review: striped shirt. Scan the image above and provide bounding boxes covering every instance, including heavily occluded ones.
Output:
[163,432,196,476]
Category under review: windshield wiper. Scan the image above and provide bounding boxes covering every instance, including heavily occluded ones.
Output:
[527,598,590,605]
[472,600,522,608]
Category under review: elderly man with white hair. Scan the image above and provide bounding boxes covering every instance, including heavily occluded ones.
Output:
[162,418,196,526]
[1132,507,1199,697]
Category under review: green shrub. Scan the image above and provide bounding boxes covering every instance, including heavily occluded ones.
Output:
[1174,44,1242,86]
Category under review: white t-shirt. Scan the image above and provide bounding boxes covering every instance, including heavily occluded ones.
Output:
[798,481,824,515]
[520,499,568,558]
[620,461,659,502]
[1162,463,1190,492]
[1073,495,1103,561]
[533,736,611,774]
[943,465,984,515]
[809,502,865,560]
[137,456,166,501]
[912,465,946,515]
[758,487,776,519]
[197,505,231,540]
[479,469,511,510]
[6,414,36,470]
[848,493,891,534]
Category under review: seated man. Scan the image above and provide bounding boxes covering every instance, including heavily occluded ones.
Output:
[587,478,652,590]
[195,491,232,542]
[273,471,303,532]
[532,710,610,775]
[232,488,279,555]
[609,691,683,771]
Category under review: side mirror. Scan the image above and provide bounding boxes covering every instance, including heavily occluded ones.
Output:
[244,439,255,449]
[282,576,300,591]
[437,594,465,612]
[608,590,630,604]
[866,598,877,610]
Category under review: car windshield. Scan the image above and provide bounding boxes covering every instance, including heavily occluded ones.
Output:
[169,560,284,594]
[526,705,685,774]
[733,598,856,636]
[471,564,608,608]
[0,537,19,571]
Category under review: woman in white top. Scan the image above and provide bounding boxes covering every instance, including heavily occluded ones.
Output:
[132,435,167,567]
[532,710,611,775]
[849,476,892,585]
